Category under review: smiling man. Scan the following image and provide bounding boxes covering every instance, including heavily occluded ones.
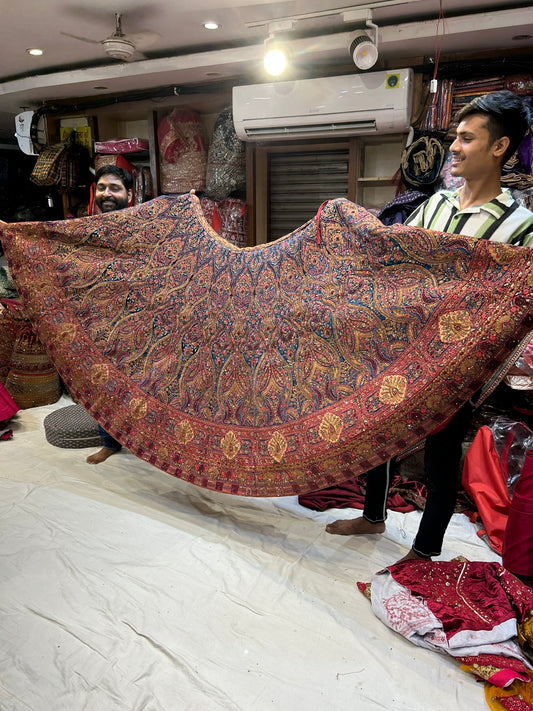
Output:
[94,165,133,214]
[326,90,533,561]
[86,165,133,464]
[404,90,533,244]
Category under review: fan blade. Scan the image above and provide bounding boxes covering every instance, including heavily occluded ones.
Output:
[63,6,155,25]
[60,30,101,45]
[123,30,160,50]
[62,5,157,28]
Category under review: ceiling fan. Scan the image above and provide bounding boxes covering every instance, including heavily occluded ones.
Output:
[60,12,159,61]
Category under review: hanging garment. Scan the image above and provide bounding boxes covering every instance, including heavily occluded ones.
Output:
[205,106,246,201]
[30,143,68,186]
[503,449,533,579]
[462,425,513,554]
[2,195,533,496]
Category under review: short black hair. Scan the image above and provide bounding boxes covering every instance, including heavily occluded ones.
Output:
[95,165,133,191]
[455,90,531,163]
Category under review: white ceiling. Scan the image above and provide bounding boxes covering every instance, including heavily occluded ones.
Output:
[0,0,532,142]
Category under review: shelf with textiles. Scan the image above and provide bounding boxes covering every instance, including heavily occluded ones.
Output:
[44,110,161,216]
[92,111,161,198]
[48,110,156,165]
[418,72,533,136]
[42,94,234,220]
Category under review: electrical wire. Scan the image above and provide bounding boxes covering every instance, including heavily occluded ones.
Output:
[424,0,446,130]
[433,0,446,82]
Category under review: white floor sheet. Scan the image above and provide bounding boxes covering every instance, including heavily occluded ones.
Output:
[0,397,502,710]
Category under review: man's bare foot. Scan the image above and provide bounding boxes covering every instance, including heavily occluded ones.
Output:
[325,517,386,536]
[86,447,119,465]
[396,548,432,563]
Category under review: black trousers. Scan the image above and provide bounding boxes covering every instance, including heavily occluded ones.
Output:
[362,401,474,557]
[97,424,122,453]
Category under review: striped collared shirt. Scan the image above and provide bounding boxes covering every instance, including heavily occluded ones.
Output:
[405,188,533,246]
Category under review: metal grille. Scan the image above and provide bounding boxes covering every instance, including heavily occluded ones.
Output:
[267,149,350,242]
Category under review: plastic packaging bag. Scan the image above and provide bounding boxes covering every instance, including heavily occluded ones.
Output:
[491,416,533,494]
[95,138,149,154]
[205,107,246,201]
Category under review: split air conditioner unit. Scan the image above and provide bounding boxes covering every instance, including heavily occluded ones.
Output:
[233,68,413,141]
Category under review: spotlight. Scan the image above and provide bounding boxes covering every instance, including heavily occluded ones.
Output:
[350,30,378,71]
[263,35,289,76]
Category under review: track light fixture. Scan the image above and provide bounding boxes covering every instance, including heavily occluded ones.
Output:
[350,30,378,70]
[263,36,289,76]
[345,10,379,71]
[263,20,294,77]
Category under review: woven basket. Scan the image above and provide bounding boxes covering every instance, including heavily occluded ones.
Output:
[5,327,61,409]
[0,300,29,384]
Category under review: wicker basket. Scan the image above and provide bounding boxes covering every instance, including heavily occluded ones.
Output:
[5,327,61,409]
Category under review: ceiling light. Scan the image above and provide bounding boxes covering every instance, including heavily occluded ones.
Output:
[264,47,287,76]
[262,20,294,77]
[350,30,378,70]
[263,35,291,76]
[26,48,43,56]
[204,21,219,30]
[345,10,379,71]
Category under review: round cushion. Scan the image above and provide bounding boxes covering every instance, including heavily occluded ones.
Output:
[44,404,101,449]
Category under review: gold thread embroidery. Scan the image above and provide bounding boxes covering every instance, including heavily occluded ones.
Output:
[176,420,194,445]
[379,375,407,405]
[221,431,241,460]
[57,324,77,344]
[439,310,472,343]
[90,363,109,384]
[268,432,288,463]
[319,412,343,443]
[456,562,494,624]
[130,398,147,420]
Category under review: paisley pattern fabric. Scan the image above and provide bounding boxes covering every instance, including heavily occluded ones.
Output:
[2,194,533,496]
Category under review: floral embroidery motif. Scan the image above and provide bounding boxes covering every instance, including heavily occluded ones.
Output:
[319,412,343,443]
[90,363,109,384]
[268,432,288,462]
[56,324,77,344]
[130,398,147,420]
[221,431,241,460]
[379,375,407,405]
[176,420,194,445]
[439,310,472,343]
